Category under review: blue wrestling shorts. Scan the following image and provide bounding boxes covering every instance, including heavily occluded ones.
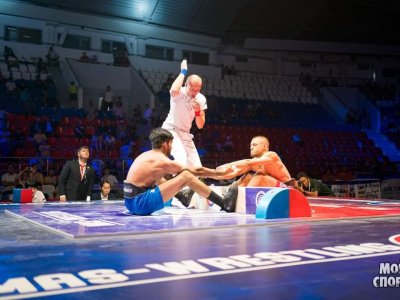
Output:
[124,182,164,215]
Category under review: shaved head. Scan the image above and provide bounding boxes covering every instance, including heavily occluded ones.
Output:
[186,74,202,97]
[250,136,269,158]
[187,74,202,86]
[253,136,269,148]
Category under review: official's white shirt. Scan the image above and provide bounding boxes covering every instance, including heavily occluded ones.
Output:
[162,87,207,133]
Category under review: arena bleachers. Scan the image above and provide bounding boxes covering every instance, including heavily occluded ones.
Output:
[1,40,399,190]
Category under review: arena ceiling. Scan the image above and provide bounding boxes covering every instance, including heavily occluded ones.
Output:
[14,0,400,45]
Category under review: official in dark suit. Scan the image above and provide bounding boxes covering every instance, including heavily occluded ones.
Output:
[92,179,119,200]
[58,145,95,201]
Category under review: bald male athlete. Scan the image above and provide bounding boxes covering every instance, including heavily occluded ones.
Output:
[124,128,235,215]
[218,136,293,186]
[162,59,206,168]
[212,136,295,211]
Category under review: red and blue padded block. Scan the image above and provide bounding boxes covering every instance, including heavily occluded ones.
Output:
[13,188,33,203]
[255,188,311,219]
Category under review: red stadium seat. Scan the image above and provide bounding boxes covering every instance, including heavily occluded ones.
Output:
[13,148,25,157]
[47,136,58,147]
[80,137,90,146]
[84,127,96,136]
[63,126,75,136]
[64,149,75,159]
[51,149,64,158]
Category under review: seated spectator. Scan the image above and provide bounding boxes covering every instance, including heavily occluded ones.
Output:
[38,140,51,158]
[44,119,54,136]
[92,179,118,200]
[42,168,57,199]
[116,122,128,140]
[91,153,105,178]
[104,131,116,150]
[79,51,90,62]
[143,104,153,123]
[30,117,46,136]
[75,120,85,138]
[15,168,34,188]
[120,140,134,159]
[30,164,44,186]
[43,168,58,187]
[31,183,46,203]
[296,172,335,197]
[33,129,47,146]
[15,167,34,189]
[119,140,134,168]
[91,132,104,152]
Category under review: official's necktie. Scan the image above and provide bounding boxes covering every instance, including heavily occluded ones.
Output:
[80,164,85,180]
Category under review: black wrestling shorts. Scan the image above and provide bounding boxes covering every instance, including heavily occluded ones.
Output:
[123,182,148,198]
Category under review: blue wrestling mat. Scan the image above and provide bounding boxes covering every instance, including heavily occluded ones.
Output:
[4,202,267,238]
[1,199,400,299]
